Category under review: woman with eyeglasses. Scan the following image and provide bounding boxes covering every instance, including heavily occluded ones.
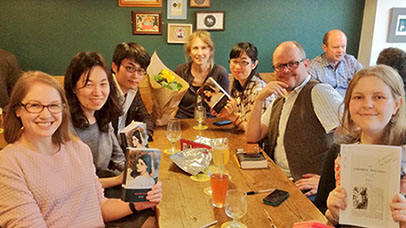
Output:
[215,42,272,130]
[0,71,162,227]
[175,30,229,118]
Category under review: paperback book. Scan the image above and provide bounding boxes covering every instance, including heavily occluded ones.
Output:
[197,77,231,114]
[121,147,161,202]
[234,148,268,169]
[119,121,149,150]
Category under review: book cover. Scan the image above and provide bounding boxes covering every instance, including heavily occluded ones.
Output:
[121,148,161,202]
[339,144,401,228]
[235,150,268,169]
[197,77,231,114]
[119,121,149,150]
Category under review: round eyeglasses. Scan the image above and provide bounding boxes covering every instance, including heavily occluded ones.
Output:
[20,102,64,114]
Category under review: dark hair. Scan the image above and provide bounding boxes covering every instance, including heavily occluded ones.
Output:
[377,47,406,91]
[132,129,143,147]
[230,42,259,90]
[4,71,73,144]
[64,52,123,132]
[112,42,151,73]
[132,154,153,176]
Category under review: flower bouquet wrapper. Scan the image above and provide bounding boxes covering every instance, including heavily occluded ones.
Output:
[147,51,189,126]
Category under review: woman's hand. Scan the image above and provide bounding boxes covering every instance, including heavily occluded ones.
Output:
[217,99,237,119]
[326,186,347,222]
[134,181,163,210]
[391,193,406,227]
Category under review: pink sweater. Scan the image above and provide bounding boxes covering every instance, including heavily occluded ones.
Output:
[0,140,108,228]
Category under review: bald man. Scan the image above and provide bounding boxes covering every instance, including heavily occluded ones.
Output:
[308,29,362,97]
[246,41,342,200]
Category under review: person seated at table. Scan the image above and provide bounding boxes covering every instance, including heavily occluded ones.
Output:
[175,30,229,119]
[377,47,406,93]
[215,42,272,131]
[246,41,342,200]
[0,71,162,228]
[64,52,126,190]
[111,42,154,140]
[317,65,406,226]
[0,49,23,109]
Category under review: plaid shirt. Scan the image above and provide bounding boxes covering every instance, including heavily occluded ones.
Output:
[231,75,272,122]
[308,53,362,97]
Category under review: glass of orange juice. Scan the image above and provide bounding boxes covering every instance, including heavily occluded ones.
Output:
[210,172,229,208]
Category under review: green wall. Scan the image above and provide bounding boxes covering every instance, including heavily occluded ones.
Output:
[1,0,365,75]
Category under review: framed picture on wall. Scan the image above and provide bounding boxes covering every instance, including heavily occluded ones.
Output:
[167,0,187,20]
[132,12,162,35]
[195,11,225,31]
[118,0,162,7]
[190,0,210,8]
[167,23,193,44]
[388,8,406,42]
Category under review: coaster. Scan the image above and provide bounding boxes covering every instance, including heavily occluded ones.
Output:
[163,148,179,155]
[203,186,212,196]
[221,221,247,228]
[190,173,210,182]
[193,125,208,130]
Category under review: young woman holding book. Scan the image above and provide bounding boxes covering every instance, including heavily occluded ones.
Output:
[175,30,229,118]
[315,65,406,226]
[215,42,272,130]
[64,51,126,190]
[0,71,162,227]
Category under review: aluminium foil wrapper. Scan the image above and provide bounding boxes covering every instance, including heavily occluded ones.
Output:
[170,148,212,176]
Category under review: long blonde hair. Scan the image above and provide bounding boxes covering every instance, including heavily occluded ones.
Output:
[336,65,406,145]
[184,30,215,67]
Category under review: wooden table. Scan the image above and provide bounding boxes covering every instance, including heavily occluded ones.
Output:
[151,119,330,228]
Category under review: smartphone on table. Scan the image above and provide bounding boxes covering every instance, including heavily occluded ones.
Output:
[263,189,289,206]
[213,120,232,126]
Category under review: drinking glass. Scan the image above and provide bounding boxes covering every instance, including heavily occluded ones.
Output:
[210,172,229,208]
[164,119,181,154]
[222,190,247,228]
[0,108,3,134]
[212,138,230,172]
[193,105,208,130]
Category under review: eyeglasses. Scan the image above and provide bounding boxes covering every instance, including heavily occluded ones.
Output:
[229,59,251,67]
[124,65,146,75]
[20,102,64,114]
[272,59,305,72]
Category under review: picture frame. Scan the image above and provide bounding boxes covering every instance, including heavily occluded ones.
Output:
[167,23,193,44]
[118,0,162,7]
[132,12,162,35]
[190,0,210,8]
[167,0,187,20]
[388,8,406,42]
[195,11,225,31]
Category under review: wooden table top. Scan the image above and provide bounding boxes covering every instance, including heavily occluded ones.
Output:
[150,118,330,228]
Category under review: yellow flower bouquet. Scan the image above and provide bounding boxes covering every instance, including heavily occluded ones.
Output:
[147,51,189,126]
[153,69,183,91]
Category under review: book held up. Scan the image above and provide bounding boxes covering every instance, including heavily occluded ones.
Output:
[121,147,161,202]
[197,77,231,114]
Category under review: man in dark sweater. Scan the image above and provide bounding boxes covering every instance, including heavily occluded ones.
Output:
[246,41,342,200]
[111,42,154,141]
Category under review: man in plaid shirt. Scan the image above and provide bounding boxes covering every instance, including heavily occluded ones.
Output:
[308,29,362,97]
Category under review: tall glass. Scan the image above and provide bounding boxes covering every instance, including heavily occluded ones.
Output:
[164,119,181,154]
[212,138,230,171]
[223,190,247,228]
[193,105,208,130]
[210,172,229,208]
[0,108,3,134]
